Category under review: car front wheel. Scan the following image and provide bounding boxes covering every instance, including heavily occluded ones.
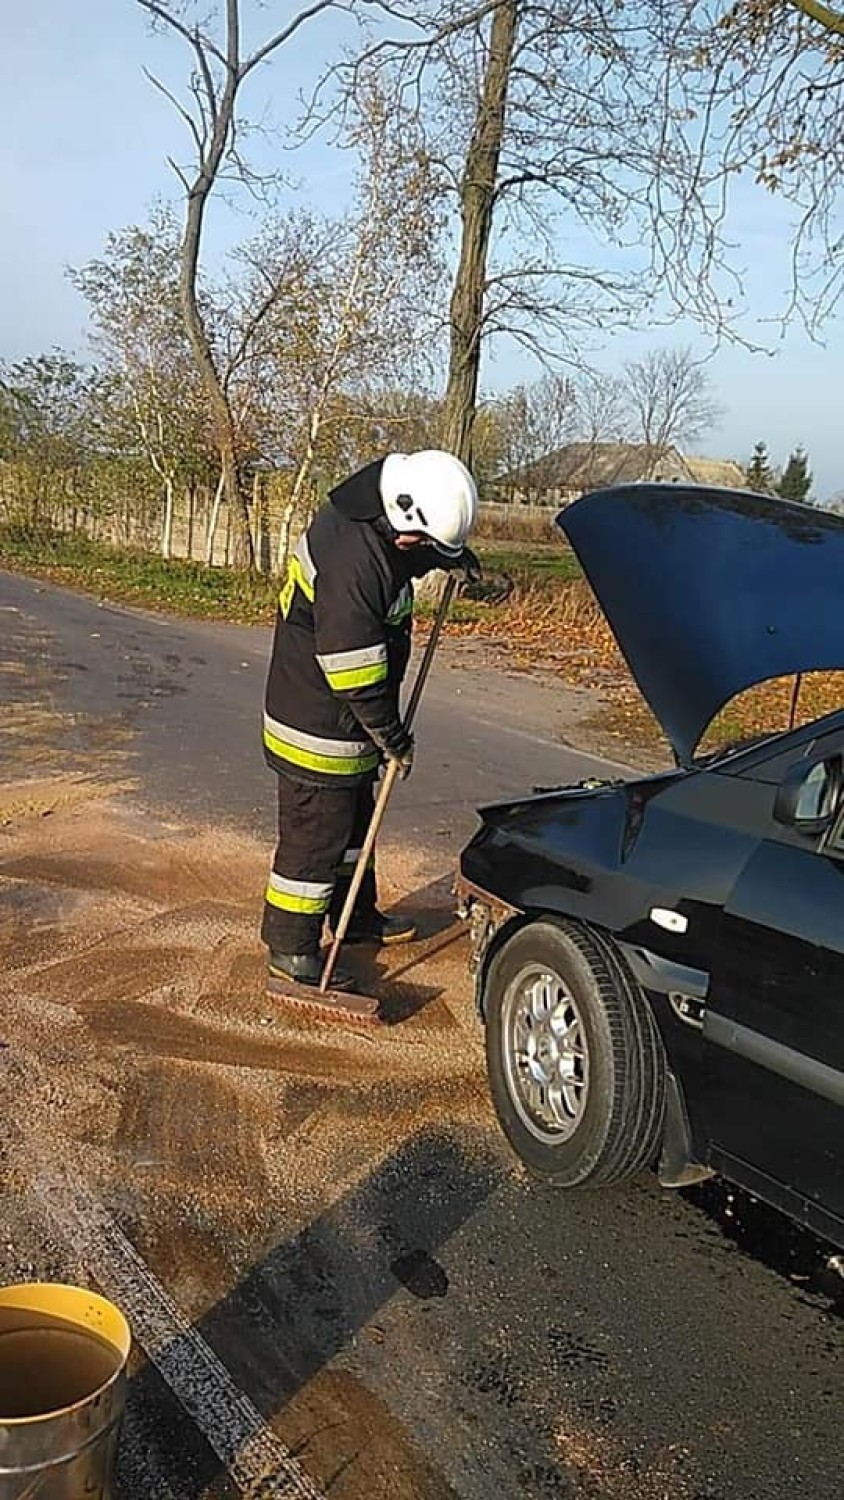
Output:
[484,919,665,1186]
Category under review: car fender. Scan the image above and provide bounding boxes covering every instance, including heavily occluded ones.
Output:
[464,893,711,1187]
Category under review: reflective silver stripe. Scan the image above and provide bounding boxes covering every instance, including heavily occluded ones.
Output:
[316,644,388,674]
[266,872,333,913]
[268,874,333,903]
[263,712,371,760]
[339,847,375,869]
[295,533,316,588]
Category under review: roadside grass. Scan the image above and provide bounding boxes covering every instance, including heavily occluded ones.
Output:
[0,524,489,627]
[0,526,280,625]
[4,524,843,756]
[444,573,844,757]
[476,539,581,587]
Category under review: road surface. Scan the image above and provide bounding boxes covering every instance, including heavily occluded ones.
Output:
[0,568,628,846]
[0,569,841,1500]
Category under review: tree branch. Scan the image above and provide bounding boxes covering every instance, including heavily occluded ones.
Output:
[240,0,344,80]
[143,68,204,156]
[786,0,844,33]
[166,154,191,192]
[222,276,289,390]
[136,1,226,69]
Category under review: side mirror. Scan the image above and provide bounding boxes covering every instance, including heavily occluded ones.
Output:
[774,756,841,836]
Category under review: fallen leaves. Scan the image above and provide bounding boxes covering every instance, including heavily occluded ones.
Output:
[440,577,844,756]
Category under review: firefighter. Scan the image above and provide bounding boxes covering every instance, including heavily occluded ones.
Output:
[261,449,479,995]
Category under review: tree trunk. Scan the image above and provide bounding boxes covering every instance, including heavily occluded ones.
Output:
[218,427,251,568]
[186,481,196,559]
[276,496,297,576]
[205,471,226,565]
[442,0,518,467]
[255,471,271,573]
[179,78,256,572]
[276,416,322,573]
[161,477,175,560]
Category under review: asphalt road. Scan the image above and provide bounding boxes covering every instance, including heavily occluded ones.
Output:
[0,568,625,850]
[1,569,842,1500]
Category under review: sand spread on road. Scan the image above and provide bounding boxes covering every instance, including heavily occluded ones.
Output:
[0,781,488,1292]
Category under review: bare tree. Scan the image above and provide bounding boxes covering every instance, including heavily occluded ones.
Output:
[69,208,212,558]
[321,2,751,470]
[137,0,347,568]
[493,374,578,503]
[575,372,632,449]
[307,0,844,490]
[623,347,722,478]
[685,1,844,330]
[273,76,443,568]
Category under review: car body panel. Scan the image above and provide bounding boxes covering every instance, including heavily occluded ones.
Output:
[558,483,844,764]
[459,760,771,1171]
[707,830,844,1221]
[459,728,844,1245]
[459,483,844,1247]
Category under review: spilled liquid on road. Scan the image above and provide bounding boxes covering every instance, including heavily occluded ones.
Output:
[686,1178,844,1319]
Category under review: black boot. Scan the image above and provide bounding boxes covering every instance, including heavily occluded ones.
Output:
[342,910,418,946]
[268,951,357,992]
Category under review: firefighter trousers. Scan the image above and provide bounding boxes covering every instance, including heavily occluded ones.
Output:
[261,771,378,956]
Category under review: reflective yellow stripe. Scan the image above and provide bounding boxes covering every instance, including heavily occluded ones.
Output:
[279,555,315,617]
[324,661,389,691]
[264,884,329,915]
[263,712,371,760]
[317,644,387,674]
[265,872,333,914]
[263,726,378,777]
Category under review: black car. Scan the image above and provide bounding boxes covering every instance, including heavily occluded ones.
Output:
[458,483,844,1252]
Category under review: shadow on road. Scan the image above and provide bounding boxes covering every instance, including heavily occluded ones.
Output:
[118,1127,505,1499]
[684,1178,844,1319]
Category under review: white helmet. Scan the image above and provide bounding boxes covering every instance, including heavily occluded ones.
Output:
[380,449,478,558]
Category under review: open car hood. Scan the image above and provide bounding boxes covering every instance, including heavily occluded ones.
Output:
[558,484,844,765]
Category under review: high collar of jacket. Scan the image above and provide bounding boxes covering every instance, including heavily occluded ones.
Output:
[329,459,385,522]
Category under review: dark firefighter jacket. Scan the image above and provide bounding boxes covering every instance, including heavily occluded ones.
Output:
[264,460,435,786]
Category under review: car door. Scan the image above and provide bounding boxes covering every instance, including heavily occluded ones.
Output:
[704,734,844,1228]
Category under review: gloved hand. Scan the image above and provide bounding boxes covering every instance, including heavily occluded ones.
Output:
[440,545,483,583]
[387,731,415,781]
[459,546,483,585]
[370,723,415,780]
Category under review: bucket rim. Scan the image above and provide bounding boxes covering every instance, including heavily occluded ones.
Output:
[0,1281,130,1428]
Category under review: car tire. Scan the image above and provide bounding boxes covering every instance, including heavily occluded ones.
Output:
[484,918,665,1186]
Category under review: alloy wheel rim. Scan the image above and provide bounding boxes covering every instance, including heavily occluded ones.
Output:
[501,964,589,1143]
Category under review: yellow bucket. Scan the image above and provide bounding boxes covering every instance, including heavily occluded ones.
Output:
[0,1283,131,1499]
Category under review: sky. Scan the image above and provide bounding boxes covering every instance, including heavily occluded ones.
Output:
[3,1,842,501]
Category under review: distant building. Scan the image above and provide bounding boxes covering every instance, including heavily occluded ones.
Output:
[497,442,747,507]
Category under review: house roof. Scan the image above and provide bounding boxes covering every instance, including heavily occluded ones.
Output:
[505,442,746,494]
[682,454,747,488]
